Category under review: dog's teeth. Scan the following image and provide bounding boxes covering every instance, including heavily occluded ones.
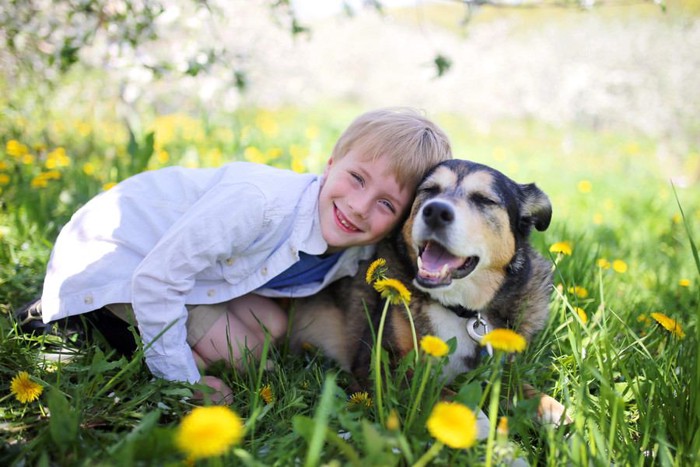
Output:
[440,264,450,278]
[417,256,423,270]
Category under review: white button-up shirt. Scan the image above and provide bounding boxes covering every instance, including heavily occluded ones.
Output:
[41,162,374,383]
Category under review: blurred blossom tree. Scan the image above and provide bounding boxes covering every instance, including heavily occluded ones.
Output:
[0,0,662,91]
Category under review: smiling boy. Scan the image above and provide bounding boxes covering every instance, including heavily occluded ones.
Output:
[34,108,452,401]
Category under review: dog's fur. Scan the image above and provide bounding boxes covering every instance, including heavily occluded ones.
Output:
[290,159,567,424]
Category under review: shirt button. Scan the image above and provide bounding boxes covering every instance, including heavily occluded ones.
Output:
[207,289,216,297]
[225,257,234,266]
[84,295,93,305]
[261,267,268,276]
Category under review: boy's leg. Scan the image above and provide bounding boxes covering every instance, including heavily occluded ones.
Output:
[191,294,287,370]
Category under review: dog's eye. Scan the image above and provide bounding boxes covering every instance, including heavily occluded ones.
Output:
[471,193,498,206]
[419,185,441,196]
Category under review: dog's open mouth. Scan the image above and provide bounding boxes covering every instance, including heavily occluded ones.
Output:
[416,240,479,287]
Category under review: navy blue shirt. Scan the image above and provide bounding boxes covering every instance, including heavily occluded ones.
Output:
[263,252,343,290]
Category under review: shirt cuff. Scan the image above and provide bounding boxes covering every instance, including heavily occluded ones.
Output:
[145,344,201,384]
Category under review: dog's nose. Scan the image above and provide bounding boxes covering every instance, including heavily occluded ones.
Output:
[422,201,454,228]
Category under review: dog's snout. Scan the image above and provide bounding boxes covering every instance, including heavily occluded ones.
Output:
[422,201,454,228]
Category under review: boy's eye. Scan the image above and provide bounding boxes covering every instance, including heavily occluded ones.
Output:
[350,172,364,186]
[379,199,396,214]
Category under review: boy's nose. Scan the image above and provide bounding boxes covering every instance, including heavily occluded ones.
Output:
[348,194,372,219]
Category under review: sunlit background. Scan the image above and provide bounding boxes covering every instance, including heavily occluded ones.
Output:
[2,1,700,464]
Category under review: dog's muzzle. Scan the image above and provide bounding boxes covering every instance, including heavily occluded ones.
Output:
[414,200,480,288]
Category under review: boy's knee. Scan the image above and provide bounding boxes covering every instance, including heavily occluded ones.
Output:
[263,305,288,340]
[230,294,288,340]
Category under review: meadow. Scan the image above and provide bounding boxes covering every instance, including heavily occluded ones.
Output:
[1,103,698,466]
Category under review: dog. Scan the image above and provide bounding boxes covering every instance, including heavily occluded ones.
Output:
[290,159,568,425]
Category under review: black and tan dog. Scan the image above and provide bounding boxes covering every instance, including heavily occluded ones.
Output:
[290,159,567,424]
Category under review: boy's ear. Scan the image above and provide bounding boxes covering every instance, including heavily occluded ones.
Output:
[322,157,333,177]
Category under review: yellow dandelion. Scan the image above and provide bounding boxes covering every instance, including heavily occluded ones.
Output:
[259,384,274,404]
[386,409,400,431]
[30,175,49,188]
[612,260,628,274]
[365,258,387,284]
[266,148,283,161]
[650,312,685,339]
[374,278,411,305]
[568,285,589,299]
[549,241,573,256]
[6,139,29,158]
[574,307,588,324]
[243,146,268,164]
[174,406,244,460]
[45,147,70,168]
[156,149,170,164]
[597,258,611,269]
[426,401,478,449]
[593,213,604,225]
[480,329,527,353]
[0,161,8,170]
[0,173,10,185]
[43,170,61,180]
[497,416,509,436]
[255,113,279,137]
[637,314,650,324]
[291,155,305,173]
[102,182,117,191]
[672,213,682,225]
[11,371,43,403]
[678,279,691,287]
[76,121,92,137]
[348,391,373,408]
[82,162,96,176]
[420,335,449,358]
[577,180,592,194]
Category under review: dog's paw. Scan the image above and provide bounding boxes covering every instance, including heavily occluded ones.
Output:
[537,394,572,426]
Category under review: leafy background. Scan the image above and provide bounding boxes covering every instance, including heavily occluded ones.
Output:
[1,0,698,465]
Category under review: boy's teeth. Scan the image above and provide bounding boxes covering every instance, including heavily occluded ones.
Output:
[340,218,355,230]
[337,209,358,231]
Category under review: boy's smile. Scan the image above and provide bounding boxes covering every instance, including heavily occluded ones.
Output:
[318,149,412,252]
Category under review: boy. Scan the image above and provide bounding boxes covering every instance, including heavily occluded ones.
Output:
[32,108,451,401]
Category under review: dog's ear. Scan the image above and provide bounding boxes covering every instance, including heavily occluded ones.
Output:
[520,183,552,232]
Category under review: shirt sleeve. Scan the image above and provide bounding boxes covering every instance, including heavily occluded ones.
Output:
[131,181,267,383]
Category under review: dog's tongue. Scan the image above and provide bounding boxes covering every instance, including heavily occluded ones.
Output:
[420,241,464,272]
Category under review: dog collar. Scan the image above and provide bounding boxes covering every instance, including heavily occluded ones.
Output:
[446,304,479,319]
[466,313,494,357]
[446,305,494,357]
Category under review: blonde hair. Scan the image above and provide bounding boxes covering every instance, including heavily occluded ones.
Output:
[331,108,452,190]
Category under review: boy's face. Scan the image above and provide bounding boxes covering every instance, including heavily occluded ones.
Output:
[318,149,413,252]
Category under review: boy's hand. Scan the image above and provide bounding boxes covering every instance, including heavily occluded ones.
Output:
[193,375,233,405]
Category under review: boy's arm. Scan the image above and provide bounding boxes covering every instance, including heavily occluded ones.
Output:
[131,182,266,383]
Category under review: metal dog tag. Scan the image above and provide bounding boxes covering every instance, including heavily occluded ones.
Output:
[466,314,493,357]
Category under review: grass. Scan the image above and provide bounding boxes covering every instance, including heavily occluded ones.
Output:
[1,103,698,465]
